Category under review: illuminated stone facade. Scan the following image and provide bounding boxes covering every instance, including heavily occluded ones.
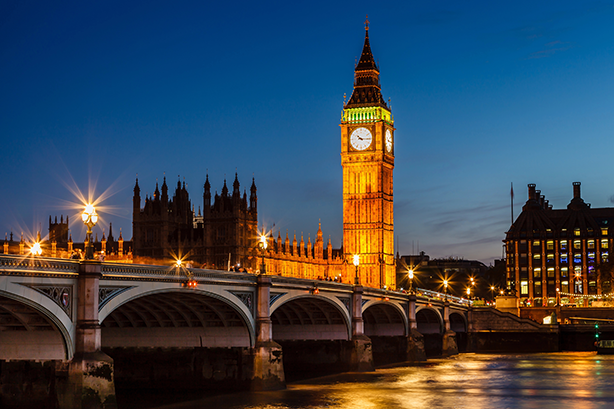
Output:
[505,182,614,306]
[339,21,396,289]
[256,224,347,281]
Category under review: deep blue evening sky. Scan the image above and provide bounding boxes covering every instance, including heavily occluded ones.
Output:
[2,1,614,265]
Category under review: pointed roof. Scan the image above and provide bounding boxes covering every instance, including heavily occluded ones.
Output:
[355,17,377,71]
[345,18,389,110]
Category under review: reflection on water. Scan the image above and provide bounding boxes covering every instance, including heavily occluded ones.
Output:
[139,352,614,409]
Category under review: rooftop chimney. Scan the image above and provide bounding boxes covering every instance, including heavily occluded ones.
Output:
[573,182,581,199]
[528,184,536,200]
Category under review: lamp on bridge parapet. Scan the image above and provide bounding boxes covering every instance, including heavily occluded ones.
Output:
[259,232,268,274]
[81,203,98,260]
[353,254,360,285]
[443,279,448,301]
[466,287,471,299]
[408,269,414,294]
[30,241,42,256]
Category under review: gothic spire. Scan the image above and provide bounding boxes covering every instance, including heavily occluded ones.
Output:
[233,173,240,197]
[222,179,229,196]
[345,18,388,110]
[134,176,140,196]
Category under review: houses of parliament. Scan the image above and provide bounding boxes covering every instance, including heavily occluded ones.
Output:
[7,21,397,289]
[132,20,396,288]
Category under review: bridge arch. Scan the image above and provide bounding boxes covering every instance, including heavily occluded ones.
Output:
[362,300,408,337]
[415,306,443,334]
[99,286,256,348]
[449,311,467,333]
[0,290,73,360]
[270,294,351,340]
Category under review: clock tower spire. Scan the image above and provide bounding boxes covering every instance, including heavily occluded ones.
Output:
[341,19,395,289]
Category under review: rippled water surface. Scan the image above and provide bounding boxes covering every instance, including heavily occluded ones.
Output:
[140,352,614,409]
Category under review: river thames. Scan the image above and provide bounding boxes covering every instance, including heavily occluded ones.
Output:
[120,352,614,409]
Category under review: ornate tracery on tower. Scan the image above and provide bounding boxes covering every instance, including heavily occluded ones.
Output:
[340,19,396,289]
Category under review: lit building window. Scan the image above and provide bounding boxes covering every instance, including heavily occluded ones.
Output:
[561,240,568,250]
[534,281,542,295]
[573,240,581,250]
[574,266,582,275]
[560,253,568,263]
[588,252,595,260]
[588,240,595,249]
[533,268,542,278]
[547,253,555,263]
[601,239,609,249]
[547,241,554,250]
[533,240,540,247]
[574,228,581,236]
[602,228,609,236]
[561,267,569,277]
[561,280,569,293]
[547,267,555,278]
[573,254,582,264]
[533,254,541,260]
[603,252,609,262]
[521,281,528,295]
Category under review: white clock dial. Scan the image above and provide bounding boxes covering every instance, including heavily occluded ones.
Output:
[350,127,372,151]
[385,129,393,153]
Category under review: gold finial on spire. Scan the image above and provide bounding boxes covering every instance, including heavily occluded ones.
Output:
[365,15,369,31]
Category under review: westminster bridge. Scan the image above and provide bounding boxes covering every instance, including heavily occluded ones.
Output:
[0,254,482,408]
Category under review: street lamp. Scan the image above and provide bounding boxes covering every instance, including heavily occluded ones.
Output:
[353,254,360,285]
[443,279,448,301]
[408,269,414,294]
[30,241,42,256]
[81,203,98,260]
[490,286,495,302]
[259,233,268,274]
[466,287,471,299]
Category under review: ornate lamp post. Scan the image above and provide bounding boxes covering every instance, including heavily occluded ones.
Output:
[466,287,471,299]
[353,254,360,285]
[491,286,495,302]
[443,279,448,301]
[408,269,414,294]
[259,233,268,274]
[81,203,98,260]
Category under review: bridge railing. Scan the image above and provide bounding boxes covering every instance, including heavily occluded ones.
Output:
[0,254,79,274]
[101,262,258,284]
[414,288,473,306]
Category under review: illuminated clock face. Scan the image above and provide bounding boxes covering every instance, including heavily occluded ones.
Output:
[385,129,393,153]
[350,127,372,151]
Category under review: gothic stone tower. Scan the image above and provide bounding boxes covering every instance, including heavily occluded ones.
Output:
[341,19,395,289]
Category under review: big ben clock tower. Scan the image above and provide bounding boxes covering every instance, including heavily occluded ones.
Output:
[341,18,395,289]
